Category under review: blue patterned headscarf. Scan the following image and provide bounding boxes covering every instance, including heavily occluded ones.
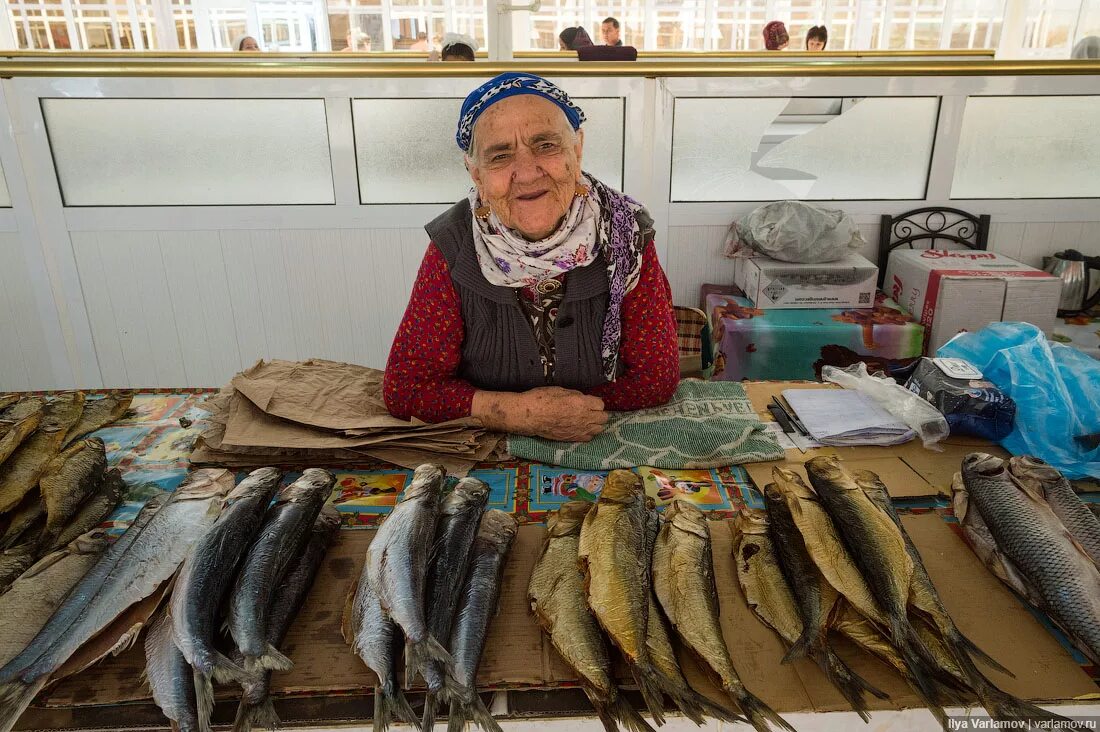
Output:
[456,72,586,153]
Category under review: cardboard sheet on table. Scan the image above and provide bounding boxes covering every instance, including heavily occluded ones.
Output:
[745,456,932,499]
[232,359,480,433]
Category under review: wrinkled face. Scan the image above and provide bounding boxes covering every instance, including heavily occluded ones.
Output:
[601,22,620,44]
[807,38,825,51]
[466,95,584,241]
[240,37,259,51]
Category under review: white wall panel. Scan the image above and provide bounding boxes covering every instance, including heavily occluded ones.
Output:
[0,232,54,390]
[43,99,335,206]
[70,227,424,388]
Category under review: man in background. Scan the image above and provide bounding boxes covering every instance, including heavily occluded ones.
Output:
[601,17,623,46]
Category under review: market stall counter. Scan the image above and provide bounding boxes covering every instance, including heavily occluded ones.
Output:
[5,385,1100,732]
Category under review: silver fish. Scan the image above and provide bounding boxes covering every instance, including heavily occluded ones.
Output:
[422,478,490,730]
[445,510,517,732]
[962,453,1100,666]
[228,468,333,674]
[145,608,202,732]
[172,467,282,726]
[344,563,419,732]
[233,504,341,732]
[1008,456,1100,567]
[366,463,449,681]
[0,468,234,732]
[0,530,108,667]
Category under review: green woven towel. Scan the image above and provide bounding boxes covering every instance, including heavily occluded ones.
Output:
[507,381,784,470]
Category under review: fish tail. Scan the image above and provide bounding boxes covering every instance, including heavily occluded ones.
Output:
[972,675,1068,723]
[892,620,945,707]
[818,645,888,722]
[446,699,466,732]
[231,697,280,732]
[407,636,454,683]
[629,666,667,726]
[375,681,420,732]
[193,669,216,732]
[208,649,249,684]
[243,644,293,674]
[422,690,442,732]
[467,694,503,732]
[594,694,658,732]
[779,627,818,665]
[730,686,796,732]
[949,627,1014,678]
[0,677,46,732]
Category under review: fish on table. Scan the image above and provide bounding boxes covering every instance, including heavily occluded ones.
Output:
[652,498,793,732]
[422,477,490,730]
[1008,456,1100,567]
[445,509,517,732]
[0,467,235,732]
[528,500,654,732]
[145,608,202,732]
[232,504,341,732]
[172,467,283,727]
[0,393,86,515]
[227,468,333,675]
[37,438,108,549]
[63,394,133,449]
[43,468,126,553]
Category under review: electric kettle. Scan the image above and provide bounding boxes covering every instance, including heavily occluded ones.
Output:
[1043,249,1100,316]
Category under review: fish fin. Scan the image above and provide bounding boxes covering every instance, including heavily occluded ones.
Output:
[376,681,420,732]
[730,687,796,732]
[232,698,280,732]
[818,644,887,723]
[209,650,250,684]
[779,627,817,665]
[446,698,466,732]
[422,690,441,732]
[948,627,1014,679]
[467,693,503,732]
[192,669,215,732]
[979,685,1069,724]
[341,579,359,646]
[593,694,658,732]
[406,636,453,683]
[0,677,47,732]
[629,666,667,727]
[243,644,293,674]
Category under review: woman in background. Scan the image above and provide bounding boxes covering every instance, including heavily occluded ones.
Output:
[440,32,477,61]
[559,27,595,51]
[763,21,789,50]
[234,36,260,51]
[806,25,828,50]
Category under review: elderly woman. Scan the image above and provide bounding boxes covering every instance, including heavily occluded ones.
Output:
[384,73,679,442]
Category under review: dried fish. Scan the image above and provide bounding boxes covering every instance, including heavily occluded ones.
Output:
[45,469,126,553]
[145,608,202,732]
[37,438,107,549]
[63,394,133,448]
[1008,456,1100,567]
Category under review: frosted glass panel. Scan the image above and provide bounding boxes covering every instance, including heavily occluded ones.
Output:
[0,160,9,207]
[672,97,939,201]
[43,99,334,206]
[355,97,623,204]
[952,96,1100,199]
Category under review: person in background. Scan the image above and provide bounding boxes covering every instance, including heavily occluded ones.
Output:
[440,32,477,62]
[383,72,679,441]
[763,20,789,50]
[409,32,430,51]
[234,36,260,51]
[1072,36,1100,58]
[342,30,370,52]
[601,17,623,46]
[806,25,828,50]
[559,27,595,51]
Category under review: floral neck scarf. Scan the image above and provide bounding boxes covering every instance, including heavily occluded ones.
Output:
[469,172,648,382]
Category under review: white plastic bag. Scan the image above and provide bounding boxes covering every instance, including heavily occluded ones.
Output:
[722,201,865,263]
[823,362,949,450]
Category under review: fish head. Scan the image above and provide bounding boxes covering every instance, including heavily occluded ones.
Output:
[667,499,709,538]
[770,467,815,499]
[477,509,518,549]
[226,467,283,501]
[279,469,337,502]
[762,483,784,506]
[70,528,111,554]
[548,501,591,537]
[443,478,490,513]
[404,464,447,500]
[733,507,769,538]
[313,503,343,538]
[176,468,236,499]
[599,470,642,505]
[850,469,889,499]
[1008,455,1062,485]
[962,452,1007,480]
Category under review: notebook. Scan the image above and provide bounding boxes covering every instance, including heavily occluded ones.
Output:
[781,389,915,447]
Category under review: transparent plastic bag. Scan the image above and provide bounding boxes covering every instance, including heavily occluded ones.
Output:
[822,362,950,449]
[722,200,865,263]
[937,322,1100,480]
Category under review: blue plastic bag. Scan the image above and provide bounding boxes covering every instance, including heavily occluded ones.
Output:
[937,322,1100,479]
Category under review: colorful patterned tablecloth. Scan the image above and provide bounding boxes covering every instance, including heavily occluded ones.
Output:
[91,391,758,531]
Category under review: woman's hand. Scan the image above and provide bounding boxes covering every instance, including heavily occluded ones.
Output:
[472,386,609,442]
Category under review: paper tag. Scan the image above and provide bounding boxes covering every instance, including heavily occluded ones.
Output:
[932,357,983,380]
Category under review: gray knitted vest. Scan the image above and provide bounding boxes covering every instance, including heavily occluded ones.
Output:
[426,199,615,394]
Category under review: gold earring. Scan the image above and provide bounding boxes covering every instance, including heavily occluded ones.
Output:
[575,183,589,197]
[475,205,491,220]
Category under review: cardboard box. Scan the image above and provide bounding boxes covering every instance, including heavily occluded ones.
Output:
[735,253,879,309]
[884,249,1063,354]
